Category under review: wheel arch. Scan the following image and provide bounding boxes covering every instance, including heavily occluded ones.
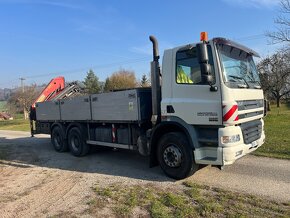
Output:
[149,119,198,167]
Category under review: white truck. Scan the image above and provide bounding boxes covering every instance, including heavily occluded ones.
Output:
[30,33,266,179]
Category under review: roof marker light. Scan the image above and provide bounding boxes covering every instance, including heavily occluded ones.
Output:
[200,32,208,42]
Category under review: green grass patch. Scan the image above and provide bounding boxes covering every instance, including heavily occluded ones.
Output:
[88,182,290,218]
[0,118,30,131]
[0,101,7,111]
[254,103,290,159]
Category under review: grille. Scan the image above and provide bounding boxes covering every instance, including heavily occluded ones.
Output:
[237,99,264,111]
[239,111,264,119]
[240,120,262,144]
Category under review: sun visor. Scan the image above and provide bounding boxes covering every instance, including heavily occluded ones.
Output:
[213,37,260,58]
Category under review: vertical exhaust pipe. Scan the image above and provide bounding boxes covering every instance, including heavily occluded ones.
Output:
[149,35,161,126]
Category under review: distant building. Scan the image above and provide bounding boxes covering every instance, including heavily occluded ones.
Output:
[0,112,13,120]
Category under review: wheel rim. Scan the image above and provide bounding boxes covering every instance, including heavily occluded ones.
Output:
[163,144,182,167]
[71,135,80,151]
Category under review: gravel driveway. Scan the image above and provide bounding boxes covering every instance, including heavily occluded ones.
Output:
[0,130,289,217]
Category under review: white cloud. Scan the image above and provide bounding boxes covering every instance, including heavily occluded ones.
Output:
[222,0,280,8]
[0,0,83,10]
[38,0,82,10]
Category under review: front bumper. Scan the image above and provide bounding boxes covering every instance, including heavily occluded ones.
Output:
[194,119,265,165]
[222,130,265,165]
[219,119,265,165]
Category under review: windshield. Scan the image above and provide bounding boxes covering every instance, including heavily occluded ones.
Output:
[218,44,261,89]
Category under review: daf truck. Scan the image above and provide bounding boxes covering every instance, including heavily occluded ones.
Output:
[30,33,266,179]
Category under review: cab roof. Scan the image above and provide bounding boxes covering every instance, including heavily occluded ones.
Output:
[213,37,260,57]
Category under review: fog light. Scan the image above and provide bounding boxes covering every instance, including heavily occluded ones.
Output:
[221,134,240,144]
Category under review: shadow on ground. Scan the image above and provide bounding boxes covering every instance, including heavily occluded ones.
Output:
[0,134,171,182]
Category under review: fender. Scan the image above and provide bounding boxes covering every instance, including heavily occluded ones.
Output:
[149,116,199,167]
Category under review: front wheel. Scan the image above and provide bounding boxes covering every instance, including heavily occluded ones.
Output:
[157,132,199,180]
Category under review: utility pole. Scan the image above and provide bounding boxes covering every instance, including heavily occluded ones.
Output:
[20,77,25,93]
[19,77,27,119]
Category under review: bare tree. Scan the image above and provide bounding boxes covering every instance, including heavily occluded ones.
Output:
[104,69,137,92]
[267,0,290,44]
[257,49,290,107]
[7,85,39,119]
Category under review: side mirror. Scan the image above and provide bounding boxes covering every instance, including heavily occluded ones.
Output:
[197,43,209,63]
[197,43,212,84]
[201,63,212,84]
[197,43,216,91]
[202,73,213,84]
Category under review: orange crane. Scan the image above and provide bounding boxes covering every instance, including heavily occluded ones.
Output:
[31,76,65,109]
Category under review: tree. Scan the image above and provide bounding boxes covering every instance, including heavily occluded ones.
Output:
[267,0,290,44]
[83,69,100,94]
[257,49,290,107]
[7,84,39,119]
[140,74,150,87]
[103,77,111,92]
[104,69,137,92]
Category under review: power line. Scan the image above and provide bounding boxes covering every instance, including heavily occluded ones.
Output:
[0,33,271,88]
[0,57,150,88]
[26,57,150,79]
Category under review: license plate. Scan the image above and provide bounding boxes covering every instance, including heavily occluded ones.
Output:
[251,140,258,148]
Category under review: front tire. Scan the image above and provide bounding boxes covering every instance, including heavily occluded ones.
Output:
[51,126,68,152]
[157,132,199,180]
[68,127,90,157]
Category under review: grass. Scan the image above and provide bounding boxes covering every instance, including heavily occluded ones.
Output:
[0,101,7,111]
[0,118,30,131]
[88,182,290,218]
[254,102,290,159]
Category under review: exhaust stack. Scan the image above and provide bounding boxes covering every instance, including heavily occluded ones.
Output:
[149,35,161,126]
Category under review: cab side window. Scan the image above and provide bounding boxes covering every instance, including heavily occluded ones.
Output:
[176,46,215,84]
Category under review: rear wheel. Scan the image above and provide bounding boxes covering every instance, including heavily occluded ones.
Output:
[157,132,199,180]
[51,126,68,152]
[68,127,90,157]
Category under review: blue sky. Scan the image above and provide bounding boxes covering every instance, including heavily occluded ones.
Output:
[0,0,283,88]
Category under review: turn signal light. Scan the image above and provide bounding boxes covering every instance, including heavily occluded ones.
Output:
[200,32,208,41]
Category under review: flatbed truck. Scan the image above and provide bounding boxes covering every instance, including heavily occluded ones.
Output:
[30,33,266,179]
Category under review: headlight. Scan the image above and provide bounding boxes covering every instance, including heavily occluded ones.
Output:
[221,134,240,144]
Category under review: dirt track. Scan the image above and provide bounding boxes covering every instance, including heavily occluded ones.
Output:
[0,130,289,217]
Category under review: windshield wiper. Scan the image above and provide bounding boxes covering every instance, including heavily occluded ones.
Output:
[228,75,249,88]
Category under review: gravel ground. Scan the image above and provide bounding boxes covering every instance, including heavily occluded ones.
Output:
[0,130,289,217]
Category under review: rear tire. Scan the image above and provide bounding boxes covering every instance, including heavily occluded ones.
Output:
[157,132,199,180]
[68,127,90,157]
[51,126,68,152]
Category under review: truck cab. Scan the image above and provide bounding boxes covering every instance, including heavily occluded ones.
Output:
[152,34,265,178]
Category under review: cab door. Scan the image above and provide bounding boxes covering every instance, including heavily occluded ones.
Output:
[168,44,222,125]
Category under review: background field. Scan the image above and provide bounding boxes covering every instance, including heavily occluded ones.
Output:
[0,101,7,111]
[253,103,290,159]
[0,103,289,159]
